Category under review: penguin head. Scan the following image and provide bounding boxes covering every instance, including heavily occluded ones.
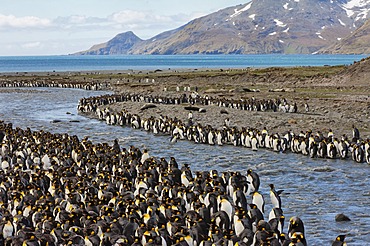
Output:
[289,216,304,228]
[335,234,346,242]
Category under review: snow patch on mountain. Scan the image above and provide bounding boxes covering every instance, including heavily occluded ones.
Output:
[274,19,286,27]
[342,0,370,19]
[344,0,370,9]
[230,2,252,18]
[338,19,346,26]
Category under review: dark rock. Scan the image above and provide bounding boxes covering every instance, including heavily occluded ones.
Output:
[220,109,229,114]
[51,120,62,123]
[243,88,260,92]
[269,89,286,92]
[199,108,207,113]
[141,103,157,110]
[335,213,351,222]
[184,106,200,111]
[269,88,296,93]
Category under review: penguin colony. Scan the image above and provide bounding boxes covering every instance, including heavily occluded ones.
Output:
[78,93,298,115]
[78,93,370,165]
[0,120,326,246]
[0,80,107,91]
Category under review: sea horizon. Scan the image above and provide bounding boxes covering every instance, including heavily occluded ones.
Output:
[0,54,368,73]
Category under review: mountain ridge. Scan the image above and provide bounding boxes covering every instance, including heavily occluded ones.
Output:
[76,0,370,55]
[320,18,370,54]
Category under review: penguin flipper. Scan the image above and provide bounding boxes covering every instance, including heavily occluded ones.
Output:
[277,190,284,195]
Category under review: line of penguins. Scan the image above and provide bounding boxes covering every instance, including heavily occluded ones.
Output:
[0,122,347,246]
[0,80,107,91]
[78,92,298,116]
[78,94,370,165]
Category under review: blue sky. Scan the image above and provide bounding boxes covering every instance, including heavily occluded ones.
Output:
[1,0,246,56]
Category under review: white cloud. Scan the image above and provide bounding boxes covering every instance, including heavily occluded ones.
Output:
[109,10,149,24]
[21,42,42,49]
[47,10,193,35]
[65,15,89,24]
[0,10,201,55]
[108,10,189,28]
[0,14,51,29]
[53,15,109,30]
[0,10,195,34]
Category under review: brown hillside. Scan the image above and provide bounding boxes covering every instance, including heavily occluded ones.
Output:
[334,57,370,86]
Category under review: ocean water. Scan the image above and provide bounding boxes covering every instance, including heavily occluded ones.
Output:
[0,87,369,245]
[0,54,368,72]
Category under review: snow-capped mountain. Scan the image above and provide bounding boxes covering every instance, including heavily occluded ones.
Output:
[76,0,370,55]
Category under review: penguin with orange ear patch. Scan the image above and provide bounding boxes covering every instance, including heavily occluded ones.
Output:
[288,216,305,239]
[332,235,347,246]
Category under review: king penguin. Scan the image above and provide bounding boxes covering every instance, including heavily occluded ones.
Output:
[251,136,258,151]
[2,219,15,240]
[246,169,260,195]
[269,184,283,209]
[252,191,265,214]
[288,216,305,239]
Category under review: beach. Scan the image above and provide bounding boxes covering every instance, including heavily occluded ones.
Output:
[2,65,369,138]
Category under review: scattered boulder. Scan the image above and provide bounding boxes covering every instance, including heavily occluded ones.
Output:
[141,103,157,110]
[220,109,229,114]
[69,120,80,123]
[335,213,351,222]
[199,108,207,113]
[243,88,260,92]
[269,88,296,92]
[184,106,200,111]
[51,120,62,123]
